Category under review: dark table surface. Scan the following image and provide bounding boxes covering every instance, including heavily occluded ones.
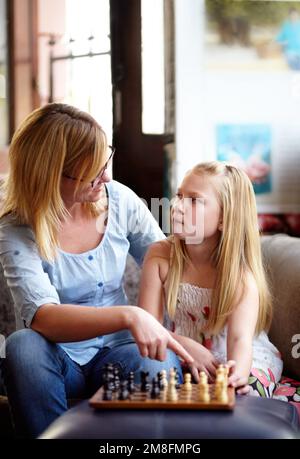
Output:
[39,395,299,439]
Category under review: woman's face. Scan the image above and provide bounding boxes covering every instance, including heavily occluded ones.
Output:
[61,150,112,204]
[172,172,222,245]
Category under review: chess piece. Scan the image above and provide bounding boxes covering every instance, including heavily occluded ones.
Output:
[214,369,228,402]
[216,364,226,380]
[197,371,210,402]
[174,367,181,389]
[102,387,113,401]
[103,363,115,391]
[199,371,208,385]
[118,380,129,400]
[141,371,150,392]
[128,371,135,393]
[167,368,178,401]
[198,382,210,403]
[218,385,229,404]
[182,373,193,391]
[103,374,114,401]
[150,377,161,399]
[158,370,168,390]
[113,366,120,391]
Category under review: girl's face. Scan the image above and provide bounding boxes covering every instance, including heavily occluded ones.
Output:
[172,172,222,244]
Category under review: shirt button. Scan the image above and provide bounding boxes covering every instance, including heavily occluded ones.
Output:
[98,282,103,287]
[14,250,20,255]
[88,255,94,261]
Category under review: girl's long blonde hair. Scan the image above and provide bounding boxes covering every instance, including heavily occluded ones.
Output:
[0,103,107,261]
[166,161,272,335]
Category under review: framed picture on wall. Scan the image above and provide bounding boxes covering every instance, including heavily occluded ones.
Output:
[216,124,272,195]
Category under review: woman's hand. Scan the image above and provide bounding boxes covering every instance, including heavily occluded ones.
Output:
[227,360,250,395]
[173,334,219,382]
[126,307,194,366]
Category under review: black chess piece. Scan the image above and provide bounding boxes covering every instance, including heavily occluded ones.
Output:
[158,371,165,390]
[127,371,135,393]
[113,367,120,391]
[140,371,150,392]
[103,387,113,400]
[103,363,115,391]
[174,367,180,389]
[118,380,129,400]
[150,377,160,399]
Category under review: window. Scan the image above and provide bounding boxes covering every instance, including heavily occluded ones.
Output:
[0,0,8,147]
[141,0,165,134]
[48,0,113,142]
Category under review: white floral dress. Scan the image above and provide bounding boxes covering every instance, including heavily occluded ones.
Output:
[170,283,284,397]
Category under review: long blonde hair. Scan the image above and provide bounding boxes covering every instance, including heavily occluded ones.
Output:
[166,161,272,335]
[0,103,107,261]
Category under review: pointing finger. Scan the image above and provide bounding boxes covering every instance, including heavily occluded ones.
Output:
[168,336,194,365]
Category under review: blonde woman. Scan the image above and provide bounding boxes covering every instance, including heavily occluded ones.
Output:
[0,103,193,438]
[139,162,283,395]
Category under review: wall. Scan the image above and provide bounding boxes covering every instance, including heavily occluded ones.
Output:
[174,0,300,213]
[174,0,205,185]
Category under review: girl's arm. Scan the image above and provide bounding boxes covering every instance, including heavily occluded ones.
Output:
[137,241,167,323]
[227,272,259,393]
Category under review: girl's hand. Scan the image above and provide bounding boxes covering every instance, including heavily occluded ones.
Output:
[175,335,219,382]
[227,360,250,395]
[126,307,194,366]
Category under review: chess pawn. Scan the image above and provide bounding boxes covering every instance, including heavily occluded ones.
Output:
[199,371,208,385]
[198,372,209,402]
[150,377,161,399]
[103,378,113,401]
[198,383,210,403]
[214,372,226,401]
[216,364,226,380]
[182,373,193,391]
[103,387,113,401]
[218,385,229,404]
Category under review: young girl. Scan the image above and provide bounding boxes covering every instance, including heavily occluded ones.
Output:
[138,161,283,396]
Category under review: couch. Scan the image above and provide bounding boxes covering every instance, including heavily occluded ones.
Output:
[0,235,300,437]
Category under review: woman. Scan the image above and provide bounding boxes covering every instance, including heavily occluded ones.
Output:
[0,103,193,438]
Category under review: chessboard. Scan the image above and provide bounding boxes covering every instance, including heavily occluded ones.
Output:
[89,364,235,411]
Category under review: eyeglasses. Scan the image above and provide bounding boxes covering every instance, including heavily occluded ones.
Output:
[63,146,115,189]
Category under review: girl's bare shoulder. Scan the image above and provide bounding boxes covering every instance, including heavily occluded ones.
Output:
[144,239,172,284]
[145,239,172,259]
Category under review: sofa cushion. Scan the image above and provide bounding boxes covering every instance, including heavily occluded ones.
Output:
[0,263,15,338]
[261,235,300,380]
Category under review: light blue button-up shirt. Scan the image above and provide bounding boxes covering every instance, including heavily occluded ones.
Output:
[0,180,164,365]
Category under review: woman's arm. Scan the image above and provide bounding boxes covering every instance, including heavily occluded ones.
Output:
[31,303,194,365]
[227,272,259,393]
